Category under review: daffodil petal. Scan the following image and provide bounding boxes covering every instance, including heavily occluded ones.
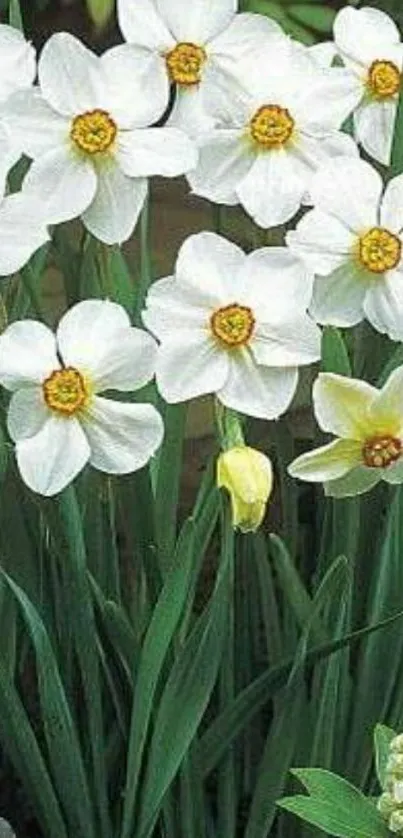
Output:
[0,193,50,277]
[354,99,396,167]
[155,332,228,403]
[313,372,377,439]
[188,129,254,205]
[39,32,104,117]
[57,299,131,375]
[369,365,403,433]
[23,145,97,225]
[324,465,381,497]
[81,164,147,245]
[286,210,354,277]
[309,157,381,231]
[310,262,367,327]
[219,350,298,420]
[7,387,49,441]
[156,0,236,44]
[0,320,58,390]
[16,415,90,496]
[82,397,163,473]
[380,173,403,234]
[288,438,362,482]
[237,150,305,228]
[116,0,173,51]
[101,43,169,128]
[364,271,403,341]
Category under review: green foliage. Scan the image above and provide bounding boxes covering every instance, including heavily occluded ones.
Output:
[278,769,389,838]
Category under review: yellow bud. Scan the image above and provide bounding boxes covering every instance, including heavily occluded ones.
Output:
[217,446,273,533]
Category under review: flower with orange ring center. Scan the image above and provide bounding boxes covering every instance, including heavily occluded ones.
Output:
[250,105,295,150]
[165,42,207,86]
[70,109,117,155]
[210,303,255,348]
[362,434,402,468]
[367,60,401,99]
[43,367,89,416]
[358,227,401,274]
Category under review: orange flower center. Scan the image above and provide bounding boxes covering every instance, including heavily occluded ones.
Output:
[165,42,207,86]
[358,227,401,274]
[362,435,402,468]
[210,304,255,348]
[71,109,117,155]
[367,60,401,98]
[43,367,89,416]
[250,105,295,149]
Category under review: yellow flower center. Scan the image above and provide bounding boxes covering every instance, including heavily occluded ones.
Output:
[367,60,401,98]
[250,105,295,150]
[210,304,255,348]
[70,109,117,155]
[165,42,207,86]
[43,367,89,416]
[358,227,401,273]
[362,434,402,468]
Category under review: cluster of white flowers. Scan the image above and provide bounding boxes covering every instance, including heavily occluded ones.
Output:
[1,0,403,500]
[378,734,403,833]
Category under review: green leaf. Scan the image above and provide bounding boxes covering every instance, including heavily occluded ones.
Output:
[321,327,352,376]
[8,0,23,30]
[135,541,230,838]
[0,655,67,838]
[85,0,115,28]
[1,572,96,838]
[390,72,403,177]
[278,768,389,838]
[374,724,396,790]
[120,520,196,838]
[288,3,336,32]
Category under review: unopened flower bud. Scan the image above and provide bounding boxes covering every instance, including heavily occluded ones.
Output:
[217,446,273,533]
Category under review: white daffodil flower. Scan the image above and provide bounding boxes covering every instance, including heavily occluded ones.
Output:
[0,299,164,496]
[142,231,320,420]
[0,123,49,276]
[289,369,403,498]
[333,6,403,165]
[116,0,286,135]
[287,157,403,341]
[187,43,360,228]
[0,24,35,109]
[0,25,36,172]
[5,32,197,245]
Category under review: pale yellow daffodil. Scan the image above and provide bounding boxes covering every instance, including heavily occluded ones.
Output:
[288,367,403,497]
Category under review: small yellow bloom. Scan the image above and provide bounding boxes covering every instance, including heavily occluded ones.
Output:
[217,446,273,533]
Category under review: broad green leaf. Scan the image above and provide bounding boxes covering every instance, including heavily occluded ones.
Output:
[321,327,352,376]
[278,768,389,838]
[374,724,396,790]
[135,542,230,838]
[1,572,96,838]
[0,655,67,838]
[120,520,196,838]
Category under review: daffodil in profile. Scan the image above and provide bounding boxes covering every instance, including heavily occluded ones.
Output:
[6,32,197,244]
[0,299,164,496]
[333,5,403,165]
[288,369,403,498]
[217,445,273,532]
[287,157,403,341]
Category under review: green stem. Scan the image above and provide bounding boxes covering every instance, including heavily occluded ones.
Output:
[134,194,152,323]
